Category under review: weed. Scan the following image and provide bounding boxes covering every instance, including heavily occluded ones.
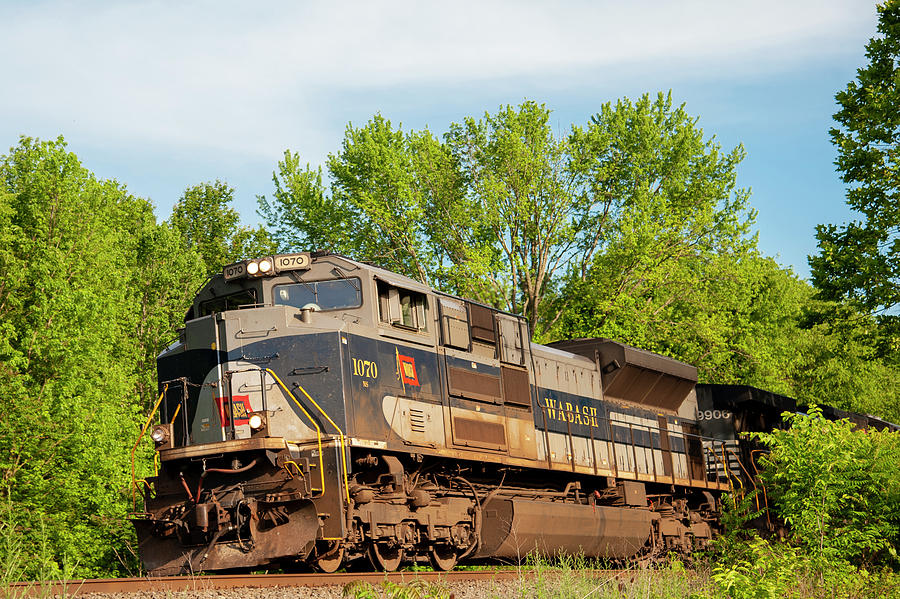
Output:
[343,579,452,599]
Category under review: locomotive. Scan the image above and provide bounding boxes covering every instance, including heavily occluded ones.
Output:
[130,251,886,575]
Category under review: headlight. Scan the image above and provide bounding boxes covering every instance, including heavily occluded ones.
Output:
[258,259,272,273]
[150,425,169,445]
[246,261,260,275]
[248,413,264,430]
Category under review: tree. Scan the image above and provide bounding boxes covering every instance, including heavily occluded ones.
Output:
[170,180,275,276]
[810,0,900,348]
[0,136,149,577]
[259,116,460,287]
[544,92,753,335]
[128,222,207,409]
[0,138,220,579]
[553,243,801,384]
[260,94,752,335]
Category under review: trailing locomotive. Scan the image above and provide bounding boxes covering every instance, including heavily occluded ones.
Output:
[131,252,826,575]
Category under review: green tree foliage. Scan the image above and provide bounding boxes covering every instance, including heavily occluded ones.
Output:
[170,180,275,276]
[258,118,454,286]
[0,136,152,576]
[260,94,752,335]
[791,305,900,422]
[129,223,206,408]
[752,407,900,567]
[554,252,800,387]
[0,138,215,578]
[0,137,281,579]
[810,0,900,349]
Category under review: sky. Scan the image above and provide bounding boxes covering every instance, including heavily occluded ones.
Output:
[0,0,882,278]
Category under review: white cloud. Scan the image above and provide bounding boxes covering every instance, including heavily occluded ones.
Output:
[0,0,877,159]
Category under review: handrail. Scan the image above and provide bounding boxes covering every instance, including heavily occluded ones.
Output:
[131,385,169,511]
[750,449,772,526]
[289,379,352,504]
[219,366,349,502]
[728,451,745,496]
[263,368,326,494]
[727,447,758,509]
[703,441,730,485]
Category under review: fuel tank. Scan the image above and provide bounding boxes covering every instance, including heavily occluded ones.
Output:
[475,498,652,559]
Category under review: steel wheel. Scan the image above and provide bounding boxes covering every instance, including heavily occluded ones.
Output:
[428,545,458,571]
[316,544,344,573]
[367,542,404,571]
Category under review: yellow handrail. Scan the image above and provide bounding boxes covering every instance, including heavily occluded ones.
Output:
[720,444,734,492]
[286,377,352,504]
[750,449,772,526]
[131,385,168,511]
[282,459,308,483]
[264,369,326,494]
[726,447,756,509]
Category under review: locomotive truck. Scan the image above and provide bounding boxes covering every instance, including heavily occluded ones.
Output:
[132,251,756,575]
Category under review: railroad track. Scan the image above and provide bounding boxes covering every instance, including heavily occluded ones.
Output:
[8,568,595,597]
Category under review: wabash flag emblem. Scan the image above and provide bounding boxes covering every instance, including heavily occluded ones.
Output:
[215,395,251,426]
[398,354,420,386]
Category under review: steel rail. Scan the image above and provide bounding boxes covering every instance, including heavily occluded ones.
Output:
[8,569,620,596]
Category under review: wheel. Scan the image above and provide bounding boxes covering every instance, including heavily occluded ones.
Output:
[367,542,404,571]
[428,545,458,571]
[316,544,344,573]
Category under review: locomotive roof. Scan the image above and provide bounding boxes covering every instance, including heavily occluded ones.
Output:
[206,251,529,321]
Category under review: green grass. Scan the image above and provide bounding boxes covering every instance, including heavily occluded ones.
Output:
[0,501,80,599]
[342,552,900,599]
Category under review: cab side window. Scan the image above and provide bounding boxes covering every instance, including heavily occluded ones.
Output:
[377,281,428,331]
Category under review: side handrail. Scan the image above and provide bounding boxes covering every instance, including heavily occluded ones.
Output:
[750,449,772,526]
[720,443,735,490]
[702,441,729,485]
[288,378,352,504]
[726,447,759,511]
[131,385,169,511]
[263,368,326,495]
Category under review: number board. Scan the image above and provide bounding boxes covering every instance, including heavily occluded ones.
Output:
[223,262,246,281]
[274,253,311,272]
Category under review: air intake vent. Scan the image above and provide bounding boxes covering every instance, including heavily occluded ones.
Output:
[409,408,426,434]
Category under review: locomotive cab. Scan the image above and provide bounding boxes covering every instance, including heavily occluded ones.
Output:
[139,253,373,574]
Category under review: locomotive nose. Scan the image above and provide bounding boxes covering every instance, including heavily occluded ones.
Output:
[134,497,319,575]
[133,444,320,576]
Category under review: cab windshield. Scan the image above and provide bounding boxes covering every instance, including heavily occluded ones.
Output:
[273,278,362,311]
[199,289,258,316]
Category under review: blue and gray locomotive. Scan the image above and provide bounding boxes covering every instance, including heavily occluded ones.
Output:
[132,252,764,574]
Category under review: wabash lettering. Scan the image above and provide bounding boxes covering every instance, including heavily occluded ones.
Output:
[542,397,599,427]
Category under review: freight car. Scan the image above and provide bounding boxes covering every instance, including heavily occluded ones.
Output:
[129,252,784,574]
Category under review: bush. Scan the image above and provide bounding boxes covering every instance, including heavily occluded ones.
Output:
[712,536,900,599]
[750,406,900,567]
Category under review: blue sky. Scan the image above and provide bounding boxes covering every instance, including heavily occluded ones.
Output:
[0,0,880,278]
